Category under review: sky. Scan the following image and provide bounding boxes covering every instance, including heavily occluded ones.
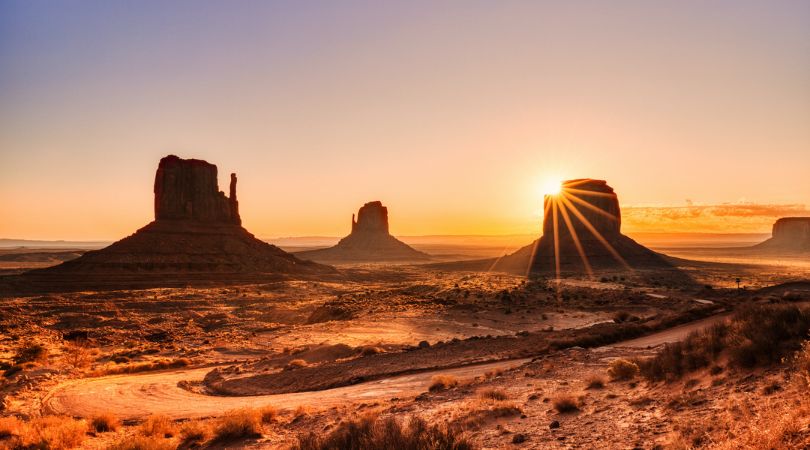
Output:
[1,0,809,240]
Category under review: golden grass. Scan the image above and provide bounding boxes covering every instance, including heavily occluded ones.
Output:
[212,409,263,441]
[285,359,308,370]
[429,375,459,392]
[293,413,473,450]
[552,395,581,413]
[585,375,606,389]
[89,358,190,377]
[0,416,87,450]
[259,405,278,423]
[607,358,639,381]
[179,420,211,446]
[109,435,176,450]
[90,413,120,432]
[477,388,508,401]
[139,414,176,438]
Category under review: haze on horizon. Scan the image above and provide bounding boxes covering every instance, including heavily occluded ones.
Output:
[1,0,809,241]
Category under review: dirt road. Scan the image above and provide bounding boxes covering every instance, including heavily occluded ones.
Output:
[42,314,729,421]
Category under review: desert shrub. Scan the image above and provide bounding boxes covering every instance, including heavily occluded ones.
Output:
[293,413,473,450]
[139,414,176,438]
[607,358,639,381]
[285,359,308,370]
[361,346,385,356]
[585,376,605,389]
[212,409,262,441]
[477,388,508,401]
[552,395,581,413]
[796,340,810,390]
[259,405,278,423]
[91,413,120,432]
[4,416,88,450]
[0,416,22,438]
[429,375,459,392]
[90,358,190,377]
[179,420,211,446]
[109,435,176,450]
[64,343,93,369]
[637,305,810,381]
[13,342,48,364]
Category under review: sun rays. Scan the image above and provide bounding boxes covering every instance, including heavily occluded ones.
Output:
[533,180,633,298]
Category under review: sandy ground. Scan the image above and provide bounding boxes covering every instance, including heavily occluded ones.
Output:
[41,314,727,421]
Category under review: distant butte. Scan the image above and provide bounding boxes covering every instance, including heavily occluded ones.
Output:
[14,155,334,290]
[752,217,810,253]
[295,201,430,263]
[432,179,671,275]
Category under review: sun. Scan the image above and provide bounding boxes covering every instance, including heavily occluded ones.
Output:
[541,178,563,196]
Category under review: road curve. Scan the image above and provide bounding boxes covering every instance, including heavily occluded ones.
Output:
[42,313,729,421]
[42,359,531,420]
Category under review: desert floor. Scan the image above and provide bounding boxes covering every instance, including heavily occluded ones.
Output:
[1,251,809,449]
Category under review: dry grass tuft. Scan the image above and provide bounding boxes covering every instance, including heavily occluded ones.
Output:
[90,358,190,377]
[285,359,308,370]
[585,375,606,389]
[259,405,278,423]
[1,416,88,450]
[0,416,22,439]
[109,435,176,450]
[429,375,459,392]
[91,413,120,433]
[552,395,581,413]
[477,388,508,401]
[607,358,639,381]
[139,414,176,438]
[212,409,263,441]
[179,420,211,446]
[637,305,810,381]
[293,413,473,450]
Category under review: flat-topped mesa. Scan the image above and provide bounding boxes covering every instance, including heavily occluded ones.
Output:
[543,179,621,239]
[753,217,810,252]
[772,217,810,242]
[154,155,240,225]
[350,201,389,235]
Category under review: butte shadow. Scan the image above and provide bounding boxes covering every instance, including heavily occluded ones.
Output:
[0,155,336,293]
[294,201,430,263]
[429,179,695,285]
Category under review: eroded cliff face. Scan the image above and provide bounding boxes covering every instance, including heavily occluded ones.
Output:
[23,155,334,285]
[772,218,810,243]
[753,217,810,252]
[350,201,389,235]
[542,179,621,240]
[154,155,240,225]
[295,201,429,262]
[527,178,666,273]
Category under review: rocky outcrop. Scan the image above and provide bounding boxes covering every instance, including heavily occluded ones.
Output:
[296,201,430,263]
[752,217,810,253]
[432,179,669,275]
[351,201,389,235]
[17,155,334,290]
[154,155,240,224]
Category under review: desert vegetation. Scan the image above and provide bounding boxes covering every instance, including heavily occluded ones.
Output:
[293,413,474,450]
[637,304,810,381]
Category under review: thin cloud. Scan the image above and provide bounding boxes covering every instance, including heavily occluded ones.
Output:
[622,203,810,233]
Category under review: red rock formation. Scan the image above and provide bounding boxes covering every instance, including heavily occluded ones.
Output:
[17,155,334,290]
[752,217,810,252]
[154,155,240,224]
[436,179,668,275]
[351,201,389,235]
[296,201,429,262]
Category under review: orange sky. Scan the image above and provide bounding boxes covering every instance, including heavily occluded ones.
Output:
[1,2,809,240]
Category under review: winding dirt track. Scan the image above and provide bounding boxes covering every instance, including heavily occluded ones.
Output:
[42,314,728,421]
